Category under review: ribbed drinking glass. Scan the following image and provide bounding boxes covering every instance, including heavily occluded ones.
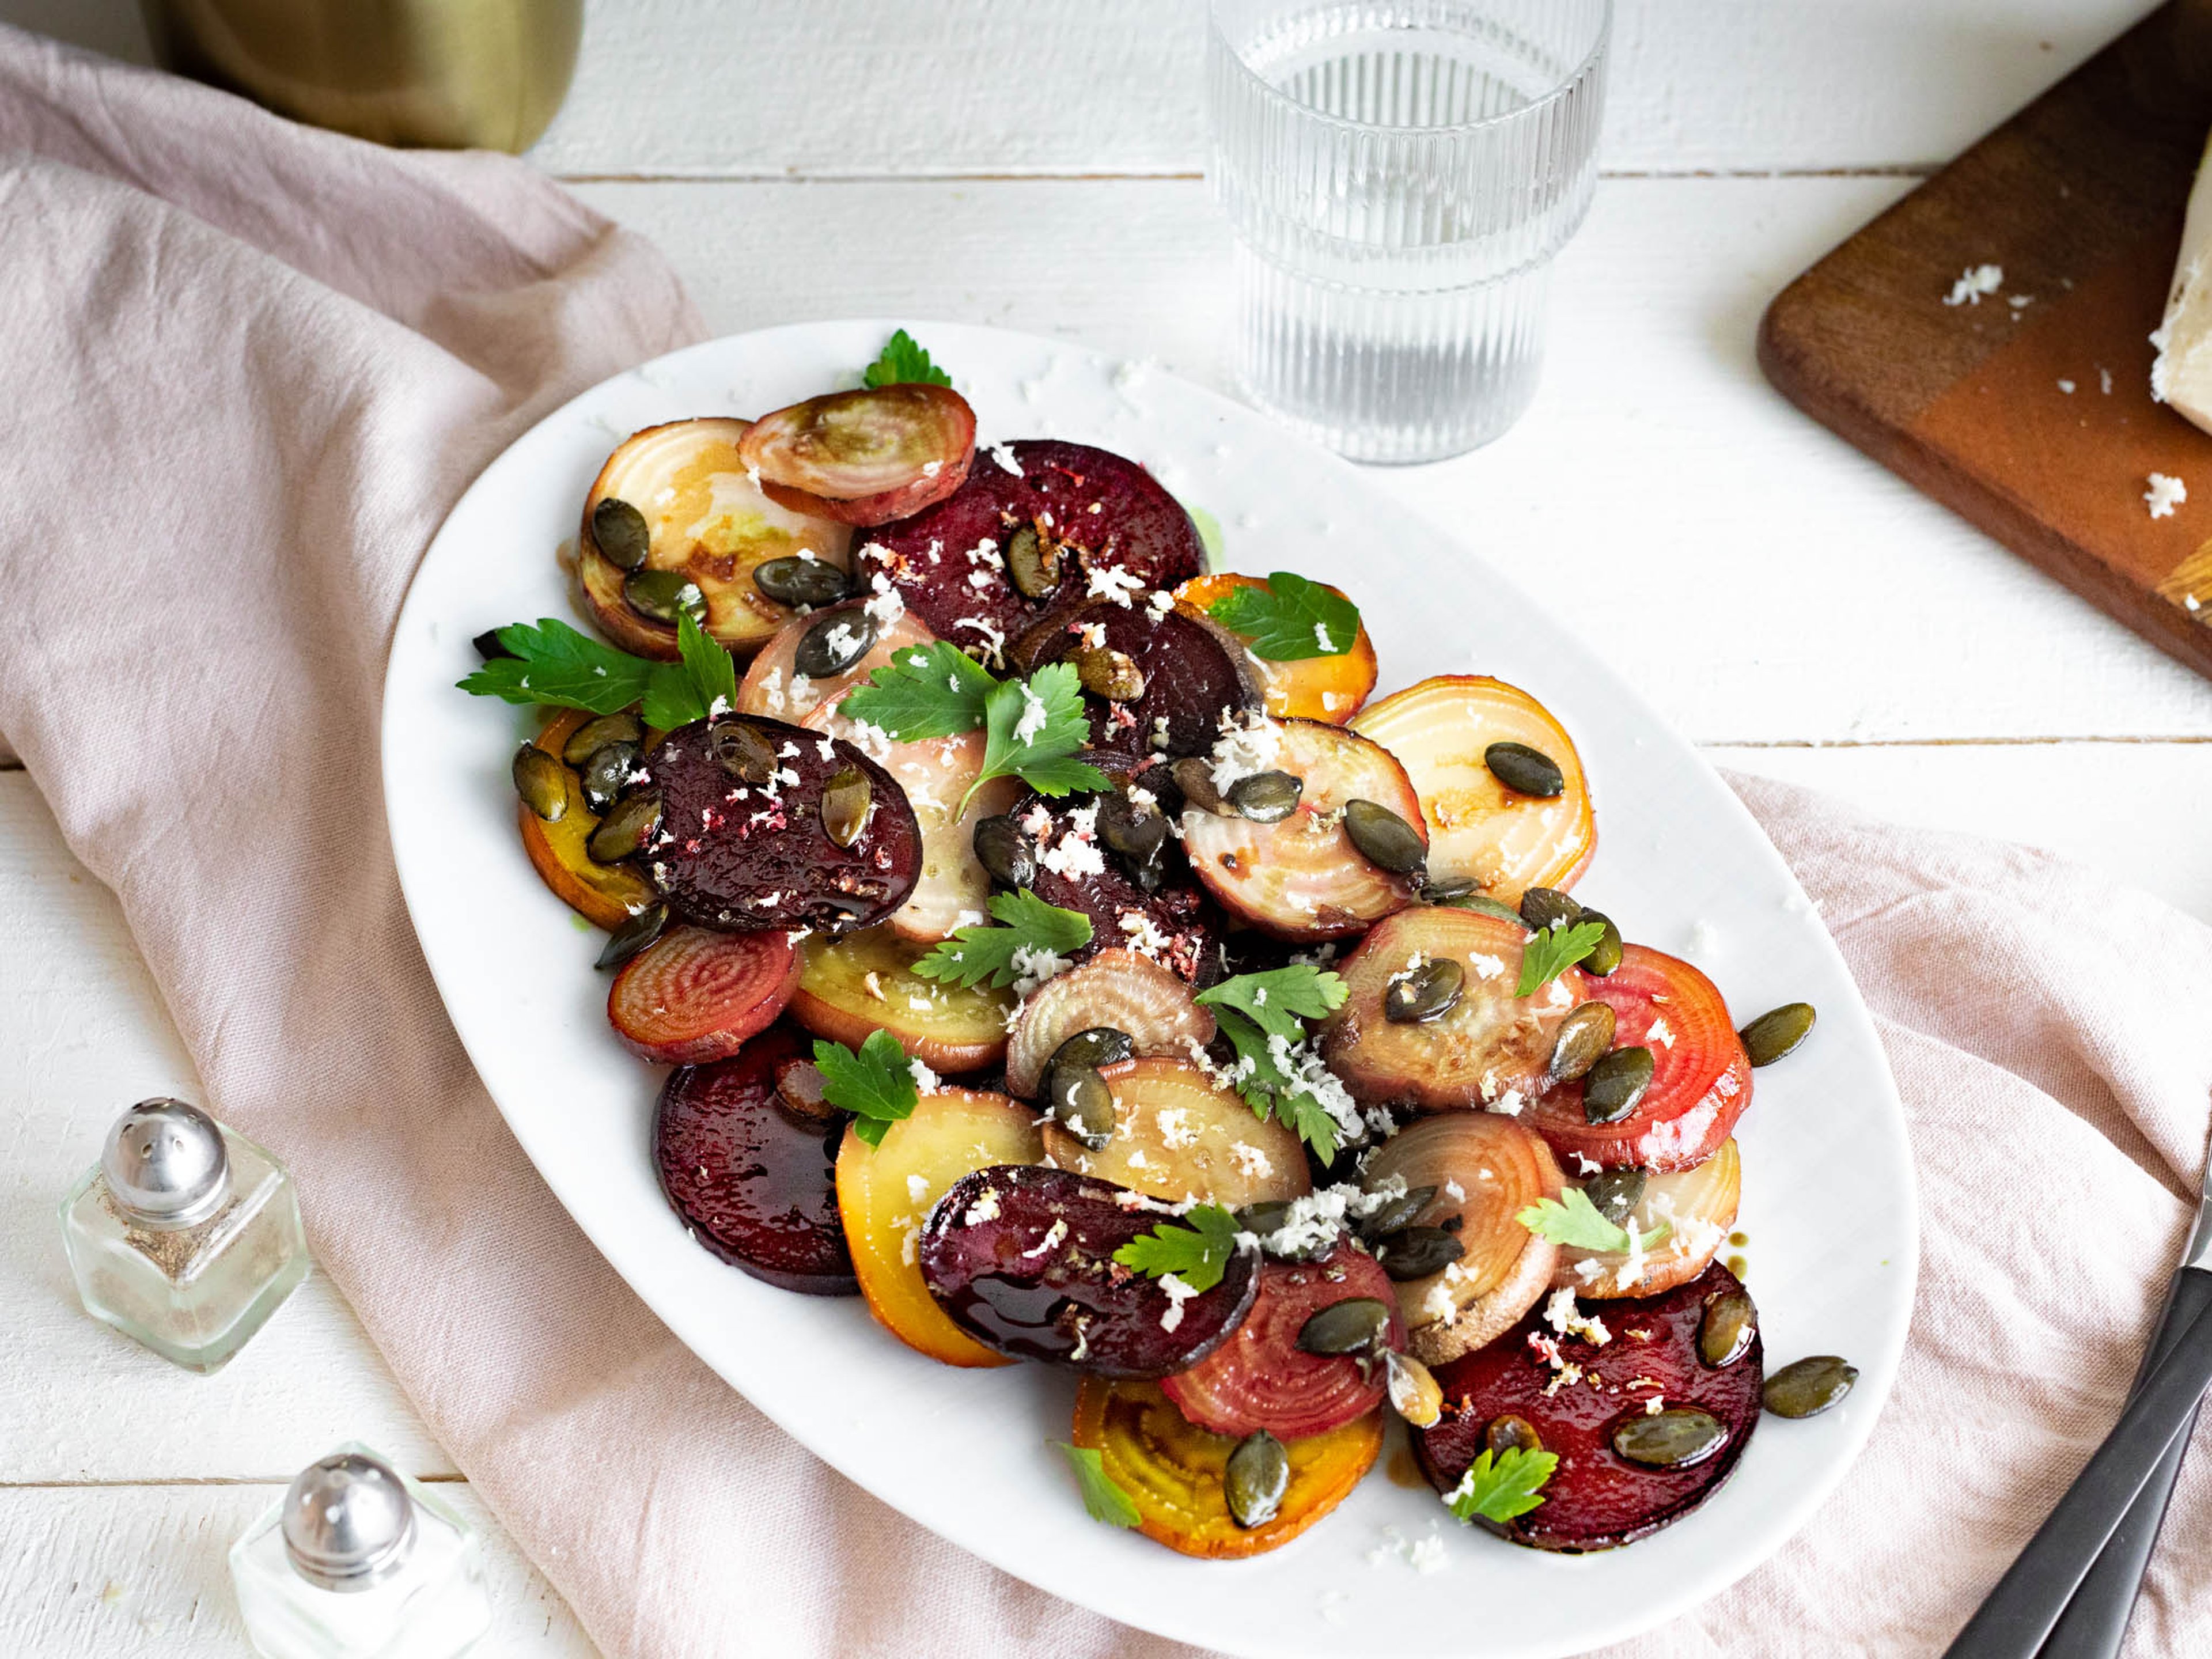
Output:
[1208,0,1611,463]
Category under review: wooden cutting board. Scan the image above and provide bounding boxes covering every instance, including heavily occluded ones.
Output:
[1759,0,2212,682]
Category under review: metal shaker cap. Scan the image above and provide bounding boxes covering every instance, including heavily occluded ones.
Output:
[281,1450,418,1593]
[100,1099,231,1230]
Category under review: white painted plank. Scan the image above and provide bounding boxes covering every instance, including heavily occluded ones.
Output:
[569,172,2212,745]
[0,1484,596,1658]
[0,0,2149,178]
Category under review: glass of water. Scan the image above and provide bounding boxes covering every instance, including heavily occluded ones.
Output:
[1208,0,1611,463]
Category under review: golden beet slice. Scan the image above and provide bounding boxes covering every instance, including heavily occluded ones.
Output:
[518,710,657,930]
[789,926,1013,1073]
[1040,1057,1308,1210]
[1554,1139,1741,1300]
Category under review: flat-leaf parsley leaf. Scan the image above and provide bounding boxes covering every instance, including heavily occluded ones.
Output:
[1516,1187,1672,1255]
[912,889,1093,989]
[964,662,1109,813]
[1514,918,1607,998]
[840,641,997,738]
[1054,1442,1141,1529]
[456,618,658,714]
[1195,965,1349,1043]
[1205,571,1361,661]
[1445,1446,1559,1525]
[1112,1203,1243,1293]
[812,1028,921,1149]
[863,328,953,389]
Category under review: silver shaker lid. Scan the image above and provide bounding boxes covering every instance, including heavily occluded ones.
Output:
[281,1450,418,1592]
[100,1098,231,1230]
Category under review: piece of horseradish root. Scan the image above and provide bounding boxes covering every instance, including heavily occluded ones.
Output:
[2152,123,2212,433]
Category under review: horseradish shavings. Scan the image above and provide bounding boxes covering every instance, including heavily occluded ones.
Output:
[1012,681,1051,744]
[2147,473,2188,519]
[862,570,906,628]
[1257,1177,1407,1259]
[1010,945,1071,998]
[1543,1287,1612,1346]
[1941,263,2003,306]
[1086,563,1146,606]
[908,1056,941,1094]
[1158,1274,1199,1332]
[1208,709,1283,794]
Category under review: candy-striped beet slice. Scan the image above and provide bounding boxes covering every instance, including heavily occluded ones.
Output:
[738,385,976,527]
[609,923,803,1064]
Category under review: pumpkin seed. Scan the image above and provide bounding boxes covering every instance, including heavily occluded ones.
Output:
[1613,1408,1726,1468]
[1046,1063,1116,1150]
[820,765,873,848]
[578,740,643,815]
[1357,1183,1439,1240]
[1438,892,1525,924]
[793,609,877,678]
[1580,909,1624,978]
[1740,1002,1817,1068]
[1763,1355,1857,1419]
[562,712,644,764]
[1582,1046,1654,1124]
[512,745,569,822]
[624,567,706,626]
[1006,522,1060,599]
[1518,887,1582,932]
[1234,1199,1293,1237]
[1297,1297,1393,1357]
[1074,645,1146,702]
[1421,875,1475,900]
[1048,1027,1135,1078]
[1096,792,1165,865]
[1374,1226,1464,1281]
[752,554,851,609]
[1699,1288,1758,1369]
[595,902,668,971]
[707,721,779,785]
[1581,1168,1646,1225]
[1485,740,1566,798]
[1385,1351,1443,1427]
[1549,1001,1618,1082]
[1384,959,1463,1025]
[587,792,661,863]
[1486,1414,1543,1456]
[972,814,1035,888]
[1225,1431,1290,1529]
[591,496,652,570]
[1227,769,1302,823]
[1343,798,1427,875]
[773,1059,838,1122]
[1169,756,1224,815]
[472,628,516,661]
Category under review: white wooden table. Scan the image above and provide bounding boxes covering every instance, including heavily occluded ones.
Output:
[5,3,2210,1653]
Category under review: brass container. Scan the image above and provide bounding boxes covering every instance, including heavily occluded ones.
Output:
[139,0,582,153]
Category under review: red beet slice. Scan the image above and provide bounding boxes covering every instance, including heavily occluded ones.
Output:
[1012,598,1259,774]
[1524,946,1753,1172]
[1415,1262,1763,1551]
[917,1165,1258,1376]
[641,714,921,936]
[654,1025,857,1295]
[1004,791,1222,985]
[853,440,1205,667]
[741,385,977,528]
[607,924,802,1064]
[1160,1245,1400,1440]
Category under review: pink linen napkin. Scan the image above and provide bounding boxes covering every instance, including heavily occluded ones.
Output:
[3,25,2210,1658]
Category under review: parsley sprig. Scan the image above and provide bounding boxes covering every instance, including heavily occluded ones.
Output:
[1054,1442,1141,1529]
[812,1029,920,1149]
[863,328,953,389]
[458,612,734,731]
[1192,967,1352,1161]
[1514,919,1607,998]
[1111,1203,1243,1292]
[842,647,1110,813]
[1205,571,1361,661]
[1445,1446,1559,1525]
[1516,1187,1672,1255]
[914,889,1093,989]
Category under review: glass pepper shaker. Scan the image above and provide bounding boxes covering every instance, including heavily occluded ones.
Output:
[59,1097,309,1373]
[231,1445,492,1659]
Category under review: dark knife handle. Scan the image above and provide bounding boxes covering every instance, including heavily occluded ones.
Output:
[1943,1289,2212,1658]
[2037,1267,2212,1658]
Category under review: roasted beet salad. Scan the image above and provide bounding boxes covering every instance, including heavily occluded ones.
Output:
[461,329,1854,1563]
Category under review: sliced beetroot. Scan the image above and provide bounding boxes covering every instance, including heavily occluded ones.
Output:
[607,924,802,1064]
[654,1025,857,1295]
[1415,1262,1763,1552]
[1012,598,1259,773]
[738,385,976,527]
[1005,791,1222,985]
[1160,1246,1400,1440]
[853,440,1205,668]
[641,714,921,936]
[917,1165,1257,1377]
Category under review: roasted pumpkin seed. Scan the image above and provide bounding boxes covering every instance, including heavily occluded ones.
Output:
[562,711,644,764]
[1486,1414,1543,1456]
[1343,798,1427,875]
[1699,1288,1758,1369]
[752,553,851,609]
[1225,1431,1290,1529]
[1613,1408,1726,1468]
[1421,876,1476,900]
[1581,1168,1646,1225]
[1518,886,1582,932]
[820,765,873,848]
[590,496,652,570]
[972,814,1035,888]
[578,740,643,815]
[707,721,779,785]
[1074,645,1146,702]
[1297,1297,1393,1357]
[1047,1063,1116,1150]
[1580,909,1624,978]
[1486,740,1566,798]
[512,745,569,822]
[1234,1199,1293,1237]
[1384,1351,1442,1427]
[1549,1001,1618,1082]
[587,792,661,864]
[1048,1027,1135,1078]
[595,902,668,971]
[1763,1355,1857,1419]
[1006,522,1059,599]
[1582,1045,1654,1124]
[1227,769,1302,823]
[1374,1226,1465,1281]
[793,609,877,678]
[1438,892,1525,924]
[624,567,706,626]
[1096,793,1165,864]
[1357,1183,1439,1240]
[1384,959,1463,1025]
[1169,756,1225,815]
[1740,1002,1817,1067]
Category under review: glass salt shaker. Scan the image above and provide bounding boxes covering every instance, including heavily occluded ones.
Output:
[59,1097,309,1373]
[232,1445,492,1659]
